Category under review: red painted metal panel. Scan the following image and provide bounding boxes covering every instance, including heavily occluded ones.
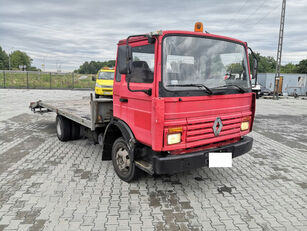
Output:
[186,131,249,149]
[114,31,254,154]
[161,93,253,152]
[187,123,240,137]
[187,128,240,142]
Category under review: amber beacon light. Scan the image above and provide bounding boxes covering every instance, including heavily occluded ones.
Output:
[194,22,203,32]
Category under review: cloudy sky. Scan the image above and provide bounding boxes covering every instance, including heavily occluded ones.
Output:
[1,0,306,72]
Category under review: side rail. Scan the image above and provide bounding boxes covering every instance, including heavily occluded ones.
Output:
[29,101,51,114]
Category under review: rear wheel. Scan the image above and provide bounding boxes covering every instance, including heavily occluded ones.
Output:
[56,115,72,141]
[71,121,80,140]
[112,137,140,182]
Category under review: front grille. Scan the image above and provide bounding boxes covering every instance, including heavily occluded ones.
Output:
[186,113,247,148]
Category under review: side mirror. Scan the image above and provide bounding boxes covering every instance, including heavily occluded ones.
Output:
[252,58,258,87]
[248,47,258,87]
[118,45,132,74]
[92,76,96,81]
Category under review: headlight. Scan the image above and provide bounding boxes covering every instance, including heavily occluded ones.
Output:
[96,83,103,88]
[240,121,249,131]
[167,133,181,145]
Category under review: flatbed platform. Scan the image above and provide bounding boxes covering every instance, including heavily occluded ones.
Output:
[30,97,113,130]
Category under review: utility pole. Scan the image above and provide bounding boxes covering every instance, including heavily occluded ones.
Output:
[8,47,15,70]
[274,0,286,100]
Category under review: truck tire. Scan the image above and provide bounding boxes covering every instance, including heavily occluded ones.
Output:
[56,115,72,141]
[256,91,259,99]
[71,121,80,140]
[112,137,140,182]
[95,94,99,99]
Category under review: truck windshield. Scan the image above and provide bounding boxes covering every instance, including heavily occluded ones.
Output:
[98,72,114,80]
[163,35,250,92]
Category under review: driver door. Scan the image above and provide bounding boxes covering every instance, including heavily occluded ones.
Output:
[114,43,155,147]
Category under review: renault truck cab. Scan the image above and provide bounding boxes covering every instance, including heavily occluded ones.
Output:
[110,22,258,181]
[94,68,114,98]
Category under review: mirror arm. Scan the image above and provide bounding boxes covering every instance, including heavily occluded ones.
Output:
[248,47,259,62]
[123,33,155,96]
[124,34,151,74]
[126,34,155,45]
[127,79,152,96]
[126,34,150,46]
[145,88,152,96]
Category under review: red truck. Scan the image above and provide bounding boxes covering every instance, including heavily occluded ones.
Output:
[30,23,258,182]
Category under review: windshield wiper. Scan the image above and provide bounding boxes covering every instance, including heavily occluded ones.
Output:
[166,84,213,95]
[214,84,246,93]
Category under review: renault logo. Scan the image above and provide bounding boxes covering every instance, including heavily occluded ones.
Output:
[213,117,223,136]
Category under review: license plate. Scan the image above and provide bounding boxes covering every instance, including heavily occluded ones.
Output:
[104,92,111,95]
[209,152,232,168]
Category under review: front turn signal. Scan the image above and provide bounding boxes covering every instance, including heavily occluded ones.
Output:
[168,127,183,133]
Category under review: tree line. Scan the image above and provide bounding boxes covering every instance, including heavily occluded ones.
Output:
[76,55,307,74]
[1,44,306,74]
[0,46,39,71]
[249,53,307,74]
[74,60,115,74]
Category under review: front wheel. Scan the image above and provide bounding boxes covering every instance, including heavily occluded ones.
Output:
[255,91,260,99]
[111,137,140,182]
[95,94,99,99]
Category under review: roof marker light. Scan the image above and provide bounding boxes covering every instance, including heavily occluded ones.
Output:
[194,22,203,32]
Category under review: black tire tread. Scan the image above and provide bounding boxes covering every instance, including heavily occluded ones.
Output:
[56,115,72,141]
[71,121,80,140]
[111,137,141,182]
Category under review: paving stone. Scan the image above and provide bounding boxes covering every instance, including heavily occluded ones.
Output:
[0,90,307,231]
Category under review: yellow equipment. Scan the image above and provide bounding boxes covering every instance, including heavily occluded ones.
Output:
[94,67,114,98]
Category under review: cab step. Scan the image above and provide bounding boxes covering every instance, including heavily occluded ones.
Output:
[135,160,153,175]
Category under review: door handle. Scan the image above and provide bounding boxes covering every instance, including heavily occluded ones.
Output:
[119,98,128,103]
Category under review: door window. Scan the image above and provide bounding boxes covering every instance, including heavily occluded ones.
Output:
[128,44,155,83]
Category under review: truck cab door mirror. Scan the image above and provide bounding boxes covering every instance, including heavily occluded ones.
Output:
[248,47,258,87]
[92,76,96,81]
[118,45,132,74]
[252,58,258,87]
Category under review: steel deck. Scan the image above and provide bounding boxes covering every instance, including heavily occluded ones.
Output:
[31,98,113,129]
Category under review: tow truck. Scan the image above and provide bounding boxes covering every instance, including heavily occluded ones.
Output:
[30,22,258,182]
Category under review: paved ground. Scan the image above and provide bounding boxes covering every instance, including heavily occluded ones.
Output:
[0,89,306,231]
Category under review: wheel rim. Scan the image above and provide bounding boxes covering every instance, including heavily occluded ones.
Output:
[115,147,130,174]
[57,119,62,136]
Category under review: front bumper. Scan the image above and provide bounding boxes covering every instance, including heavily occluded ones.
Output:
[95,87,113,96]
[152,136,253,175]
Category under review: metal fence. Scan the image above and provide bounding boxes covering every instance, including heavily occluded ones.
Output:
[0,70,96,89]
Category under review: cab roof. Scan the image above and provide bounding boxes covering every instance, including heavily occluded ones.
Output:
[118,30,246,46]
